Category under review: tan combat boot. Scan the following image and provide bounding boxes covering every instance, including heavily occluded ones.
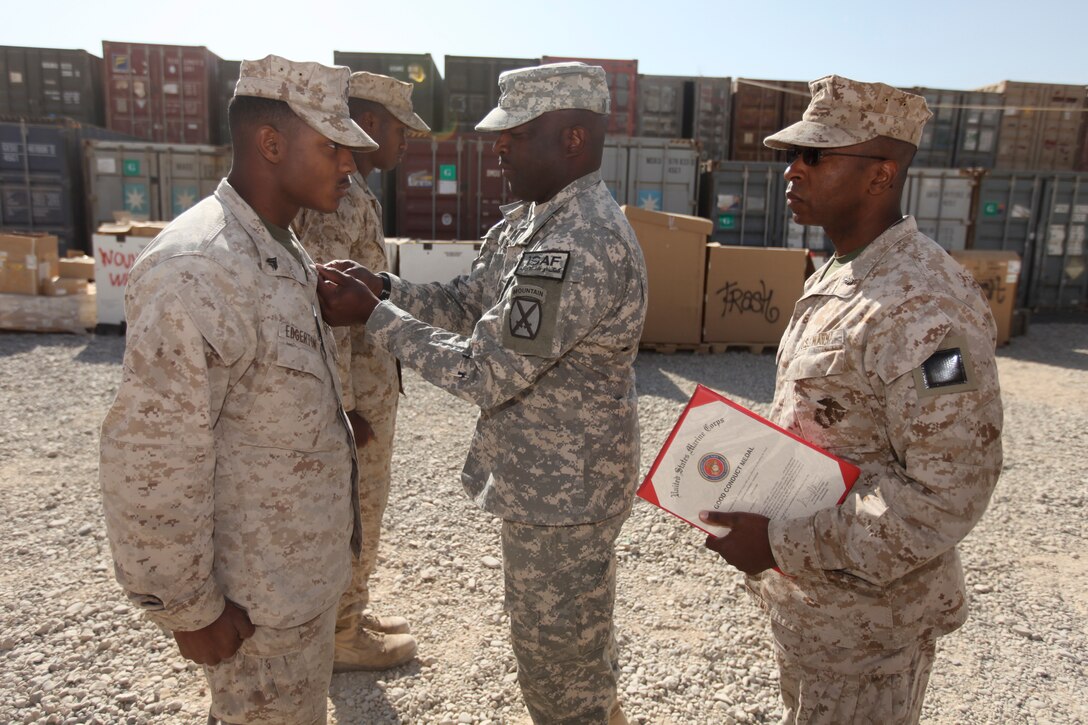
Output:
[333,620,417,672]
[608,700,629,725]
[359,612,410,635]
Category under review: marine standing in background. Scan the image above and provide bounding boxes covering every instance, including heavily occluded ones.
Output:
[316,63,647,724]
[700,76,1004,724]
[99,56,375,724]
[294,71,429,672]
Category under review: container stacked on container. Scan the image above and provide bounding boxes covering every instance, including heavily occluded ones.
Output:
[542,55,638,137]
[333,51,444,132]
[691,77,732,161]
[444,55,539,133]
[977,80,1087,171]
[0,46,103,126]
[102,41,220,144]
[215,59,241,145]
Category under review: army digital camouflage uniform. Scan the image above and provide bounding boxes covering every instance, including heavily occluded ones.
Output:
[750,217,1003,723]
[99,179,360,725]
[295,174,399,625]
[365,169,647,720]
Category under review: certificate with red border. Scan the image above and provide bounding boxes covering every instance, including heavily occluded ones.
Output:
[638,384,860,537]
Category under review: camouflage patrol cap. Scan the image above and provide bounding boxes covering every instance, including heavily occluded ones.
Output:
[348,72,430,132]
[475,62,610,132]
[234,54,377,150]
[765,75,932,149]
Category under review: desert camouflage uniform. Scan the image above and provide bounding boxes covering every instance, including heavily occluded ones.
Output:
[99,179,359,724]
[365,169,647,721]
[749,217,1003,723]
[295,174,400,624]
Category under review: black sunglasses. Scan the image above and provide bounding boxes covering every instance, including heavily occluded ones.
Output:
[785,147,889,166]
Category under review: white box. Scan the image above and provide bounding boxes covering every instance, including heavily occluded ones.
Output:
[397,240,481,284]
[92,233,155,326]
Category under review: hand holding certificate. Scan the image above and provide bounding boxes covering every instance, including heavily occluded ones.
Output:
[638,385,859,538]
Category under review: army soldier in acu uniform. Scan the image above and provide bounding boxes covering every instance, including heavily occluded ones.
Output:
[700,76,1004,724]
[99,55,375,724]
[295,71,429,672]
[317,63,647,724]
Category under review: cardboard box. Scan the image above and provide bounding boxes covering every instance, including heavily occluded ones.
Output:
[0,233,59,295]
[622,205,712,345]
[59,255,96,281]
[703,245,814,345]
[0,284,96,333]
[43,276,89,296]
[949,250,1021,346]
[397,240,481,284]
[92,230,156,326]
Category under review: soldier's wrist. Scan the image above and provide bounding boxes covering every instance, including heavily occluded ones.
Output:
[377,272,391,301]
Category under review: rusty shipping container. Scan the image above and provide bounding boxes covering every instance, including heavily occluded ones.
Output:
[444,55,539,133]
[636,74,689,139]
[977,80,1087,171]
[333,52,444,132]
[0,46,103,126]
[729,78,809,162]
[542,56,638,137]
[692,76,731,161]
[102,41,219,145]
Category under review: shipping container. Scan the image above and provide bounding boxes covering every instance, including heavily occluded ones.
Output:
[1077,113,1088,172]
[622,137,700,215]
[906,87,960,168]
[0,46,103,126]
[977,80,1086,171]
[215,59,241,146]
[902,168,977,251]
[974,171,1087,310]
[700,162,784,247]
[691,76,732,161]
[84,140,230,234]
[444,55,539,133]
[333,52,444,133]
[954,91,1003,168]
[542,56,638,137]
[730,78,809,162]
[0,119,135,253]
[102,41,219,145]
[636,75,688,139]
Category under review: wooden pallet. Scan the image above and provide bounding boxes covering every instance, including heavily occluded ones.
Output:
[639,341,775,355]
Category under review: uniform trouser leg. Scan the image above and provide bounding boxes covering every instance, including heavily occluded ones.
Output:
[337,408,396,626]
[501,509,628,725]
[204,606,337,725]
[771,620,936,725]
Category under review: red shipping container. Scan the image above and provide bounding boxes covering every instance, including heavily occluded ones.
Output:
[103,41,219,145]
[730,78,809,162]
[394,132,516,241]
[542,56,637,137]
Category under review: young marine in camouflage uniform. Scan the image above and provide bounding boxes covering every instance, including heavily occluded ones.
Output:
[98,56,376,724]
[701,76,1004,724]
[317,63,647,724]
[294,71,429,672]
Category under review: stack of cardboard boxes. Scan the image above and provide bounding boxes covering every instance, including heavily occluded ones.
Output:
[623,207,1021,351]
[0,232,96,332]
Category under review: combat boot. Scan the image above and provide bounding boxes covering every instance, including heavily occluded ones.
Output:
[609,700,629,725]
[359,612,411,635]
[333,625,417,672]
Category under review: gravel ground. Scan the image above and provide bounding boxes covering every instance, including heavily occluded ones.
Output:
[0,322,1085,724]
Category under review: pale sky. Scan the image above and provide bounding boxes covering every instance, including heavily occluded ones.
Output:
[2,0,1085,89]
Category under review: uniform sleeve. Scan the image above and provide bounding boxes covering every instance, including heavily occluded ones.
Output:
[368,229,631,410]
[387,231,501,336]
[770,295,1003,584]
[99,259,251,631]
[295,207,355,410]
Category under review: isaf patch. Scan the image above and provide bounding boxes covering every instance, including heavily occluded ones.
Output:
[509,285,546,340]
[515,251,569,280]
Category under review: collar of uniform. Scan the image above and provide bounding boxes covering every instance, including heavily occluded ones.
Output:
[805,215,918,300]
[507,170,604,247]
[215,179,313,284]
